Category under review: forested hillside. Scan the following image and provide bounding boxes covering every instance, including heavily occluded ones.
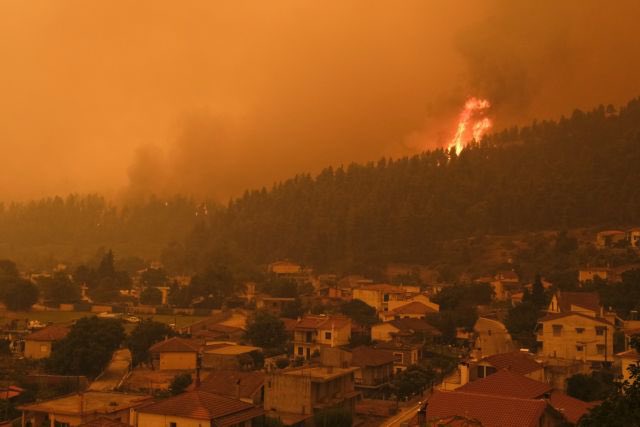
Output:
[2,98,640,273]
[0,195,212,267]
[179,98,640,273]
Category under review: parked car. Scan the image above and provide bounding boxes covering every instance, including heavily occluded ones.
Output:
[124,315,141,323]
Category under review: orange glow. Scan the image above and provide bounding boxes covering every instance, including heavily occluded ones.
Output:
[448,97,492,155]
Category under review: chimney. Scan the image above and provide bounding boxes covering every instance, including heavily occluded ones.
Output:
[235,379,241,398]
[459,362,469,386]
[195,367,201,387]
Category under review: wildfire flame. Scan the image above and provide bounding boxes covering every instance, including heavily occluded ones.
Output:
[448,97,492,155]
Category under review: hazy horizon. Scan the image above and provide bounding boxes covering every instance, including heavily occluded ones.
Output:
[2,0,640,202]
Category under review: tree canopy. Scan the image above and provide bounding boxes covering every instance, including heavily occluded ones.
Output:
[245,311,287,350]
[46,316,125,378]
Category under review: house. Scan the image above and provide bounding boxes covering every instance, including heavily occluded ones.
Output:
[476,350,545,382]
[371,318,441,343]
[373,341,422,374]
[472,317,515,359]
[292,315,351,360]
[596,230,626,248]
[547,291,602,317]
[440,351,545,391]
[381,301,438,321]
[149,337,202,370]
[422,390,548,427]
[435,369,594,426]
[201,344,262,371]
[548,390,599,425]
[456,369,552,399]
[256,297,296,316]
[264,365,359,426]
[386,294,439,314]
[578,267,610,284]
[18,391,151,427]
[198,370,265,405]
[23,325,69,359]
[350,346,395,396]
[187,318,245,342]
[537,313,615,364]
[352,284,417,313]
[616,348,639,384]
[135,390,264,427]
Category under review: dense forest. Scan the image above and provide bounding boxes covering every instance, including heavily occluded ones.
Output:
[2,98,640,274]
[0,195,213,268]
[178,98,640,274]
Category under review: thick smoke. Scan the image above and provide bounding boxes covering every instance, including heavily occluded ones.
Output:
[0,1,639,201]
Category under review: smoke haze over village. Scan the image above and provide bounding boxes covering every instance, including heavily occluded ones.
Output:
[1,0,639,201]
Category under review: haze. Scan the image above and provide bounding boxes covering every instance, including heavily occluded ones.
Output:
[1,0,639,201]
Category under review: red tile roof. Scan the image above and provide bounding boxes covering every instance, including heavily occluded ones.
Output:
[137,390,260,421]
[391,301,437,315]
[149,337,201,353]
[388,318,442,336]
[538,312,613,326]
[481,351,543,376]
[548,390,598,424]
[293,315,350,331]
[351,346,395,367]
[78,417,130,427]
[25,326,70,342]
[456,369,551,399]
[557,291,601,314]
[427,391,547,427]
[198,370,264,399]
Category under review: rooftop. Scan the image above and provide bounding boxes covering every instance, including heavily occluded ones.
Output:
[391,301,437,315]
[548,390,598,424]
[427,390,546,427]
[293,315,351,331]
[138,390,262,421]
[279,365,357,382]
[456,369,551,399]
[480,351,543,376]
[198,370,264,399]
[388,318,441,335]
[78,417,131,427]
[25,325,70,342]
[538,312,613,326]
[557,291,601,313]
[204,345,261,355]
[149,337,201,353]
[351,346,395,367]
[18,392,151,416]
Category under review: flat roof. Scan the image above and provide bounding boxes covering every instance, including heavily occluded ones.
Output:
[280,366,357,382]
[18,392,151,416]
[205,345,261,355]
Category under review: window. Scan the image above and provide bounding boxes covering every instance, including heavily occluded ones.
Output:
[597,344,606,355]
[383,294,390,302]
[576,345,584,352]
[170,423,177,427]
[298,347,303,356]
[488,330,492,336]
[575,328,585,334]
[596,327,606,336]
[393,352,403,364]
[552,324,563,337]
[325,332,332,340]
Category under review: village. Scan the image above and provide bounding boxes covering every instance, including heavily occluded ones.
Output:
[0,228,637,427]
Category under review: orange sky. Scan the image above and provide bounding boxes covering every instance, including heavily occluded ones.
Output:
[1,1,639,201]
